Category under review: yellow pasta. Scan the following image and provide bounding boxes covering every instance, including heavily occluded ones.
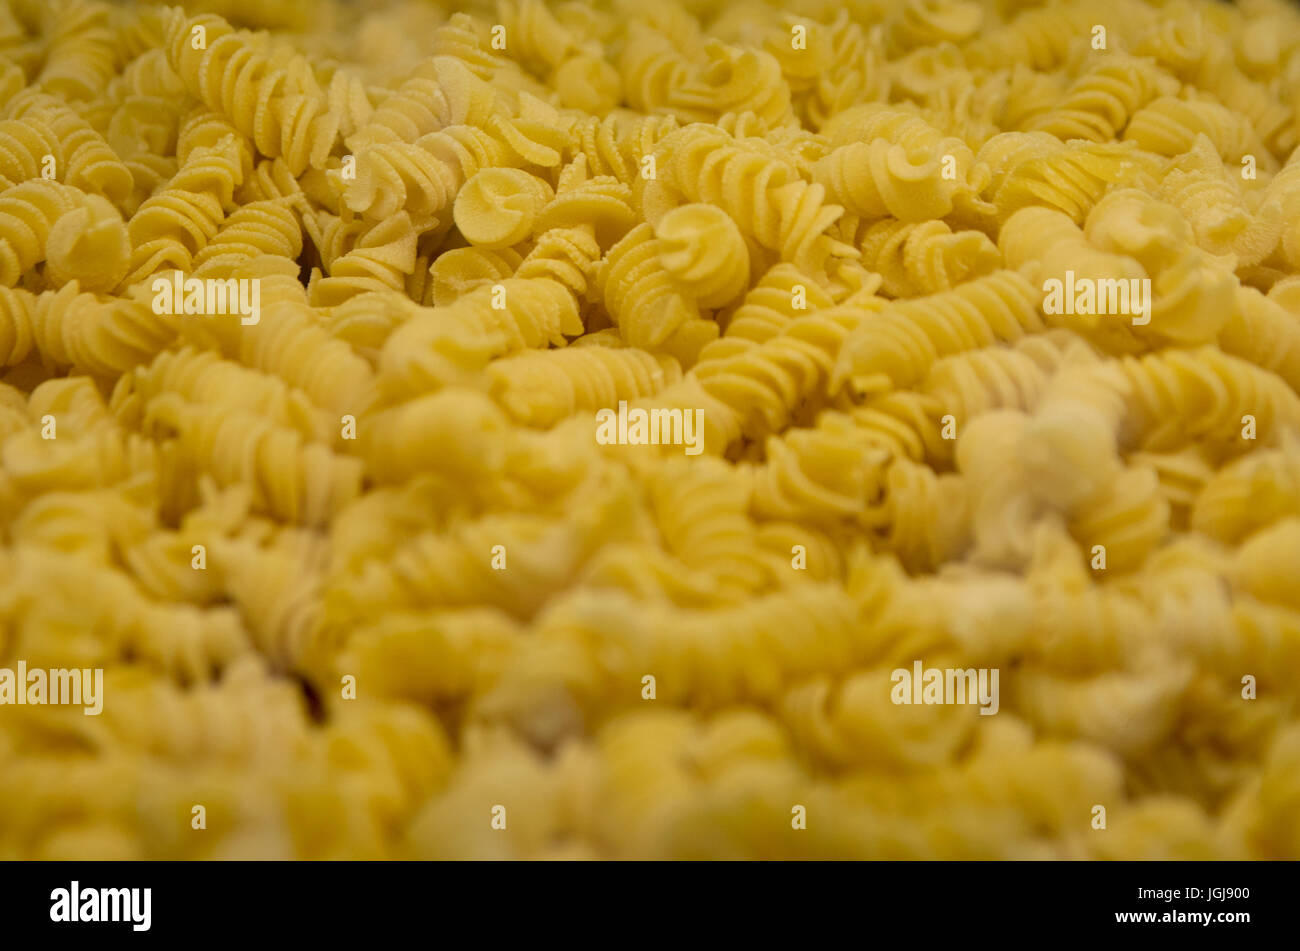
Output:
[1,0,1300,865]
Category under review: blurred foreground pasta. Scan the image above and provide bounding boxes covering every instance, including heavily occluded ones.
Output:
[2,0,1300,860]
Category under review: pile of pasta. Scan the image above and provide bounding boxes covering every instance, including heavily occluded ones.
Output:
[2,0,1300,860]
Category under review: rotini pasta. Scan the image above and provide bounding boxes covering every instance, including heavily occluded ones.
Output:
[2,0,1300,866]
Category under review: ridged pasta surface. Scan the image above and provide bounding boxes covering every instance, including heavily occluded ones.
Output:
[1,0,1300,862]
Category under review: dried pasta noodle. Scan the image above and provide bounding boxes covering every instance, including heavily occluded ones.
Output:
[1,0,1299,861]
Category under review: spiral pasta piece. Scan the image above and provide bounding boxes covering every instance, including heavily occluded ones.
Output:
[453,168,553,250]
[653,203,749,308]
[486,347,682,428]
[597,222,717,365]
[143,394,363,526]
[0,180,103,286]
[0,118,62,190]
[5,90,133,206]
[661,125,853,279]
[834,269,1043,395]
[164,10,340,175]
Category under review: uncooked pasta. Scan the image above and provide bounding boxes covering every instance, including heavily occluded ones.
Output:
[1,0,1299,862]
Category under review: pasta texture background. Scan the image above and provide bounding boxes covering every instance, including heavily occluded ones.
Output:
[1,0,1300,860]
